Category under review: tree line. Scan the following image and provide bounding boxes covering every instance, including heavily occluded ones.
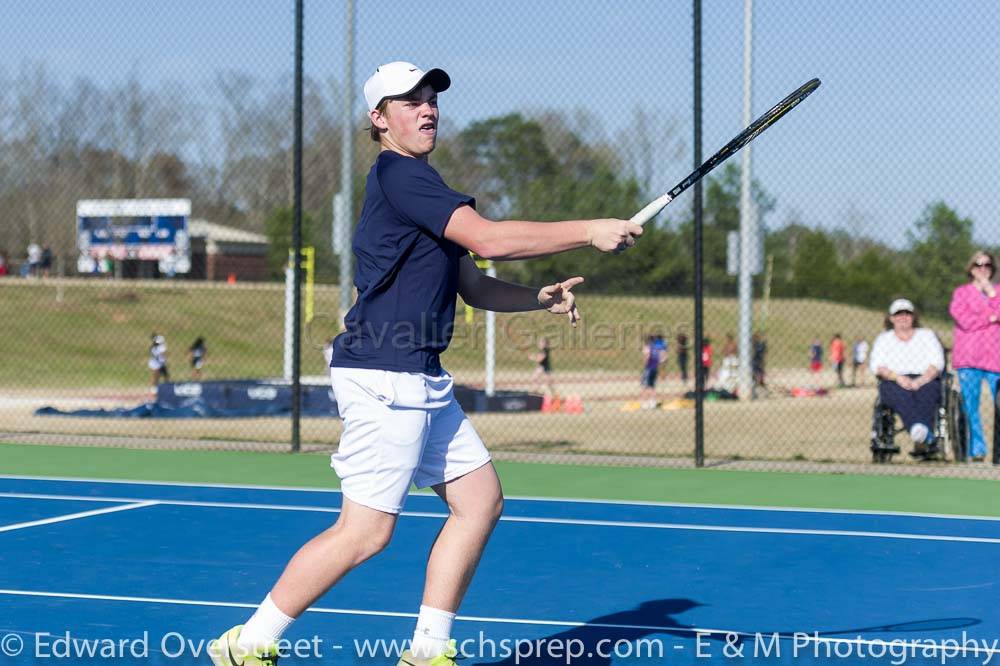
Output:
[433,113,983,319]
[0,68,985,318]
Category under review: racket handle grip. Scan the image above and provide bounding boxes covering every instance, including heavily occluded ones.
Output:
[629,193,673,226]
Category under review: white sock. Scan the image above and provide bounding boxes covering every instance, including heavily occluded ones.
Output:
[910,423,929,446]
[238,594,296,653]
[411,605,455,658]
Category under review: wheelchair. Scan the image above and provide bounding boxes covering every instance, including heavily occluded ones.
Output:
[870,370,968,464]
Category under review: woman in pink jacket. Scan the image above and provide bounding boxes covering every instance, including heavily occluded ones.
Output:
[948,250,1000,462]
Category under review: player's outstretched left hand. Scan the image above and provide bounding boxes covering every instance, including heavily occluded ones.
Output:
[538,277,583,327]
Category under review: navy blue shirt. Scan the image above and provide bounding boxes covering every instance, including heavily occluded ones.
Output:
[331,151,473,374]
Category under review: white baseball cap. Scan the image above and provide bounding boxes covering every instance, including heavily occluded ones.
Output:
[363,61,450,112]
[888,298,915,315]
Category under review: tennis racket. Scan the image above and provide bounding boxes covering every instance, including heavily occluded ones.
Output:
[629,77,821,226]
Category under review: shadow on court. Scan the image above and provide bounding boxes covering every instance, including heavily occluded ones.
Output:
[473,598,706,665]
[470,598,983,665]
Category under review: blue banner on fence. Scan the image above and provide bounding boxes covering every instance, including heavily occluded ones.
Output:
[35,380,543,419]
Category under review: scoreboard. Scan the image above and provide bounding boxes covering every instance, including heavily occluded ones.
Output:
[77,199,192,275]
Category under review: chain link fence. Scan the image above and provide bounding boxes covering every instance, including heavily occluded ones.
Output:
[2,1,999,477]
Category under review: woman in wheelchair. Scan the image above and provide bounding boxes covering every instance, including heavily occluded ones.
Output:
[870,298,945,458]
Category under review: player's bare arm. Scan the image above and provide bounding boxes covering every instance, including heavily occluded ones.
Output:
[457,255,582,325]
[445,205,641,260]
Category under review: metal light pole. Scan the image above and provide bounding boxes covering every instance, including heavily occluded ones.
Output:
[335,0,355,323]
[737,0,756,401]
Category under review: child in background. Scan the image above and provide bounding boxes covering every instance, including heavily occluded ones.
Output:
[188,337,207,380]
[700,337,714,387]
[809,337,823,375]
[148,334,169,388]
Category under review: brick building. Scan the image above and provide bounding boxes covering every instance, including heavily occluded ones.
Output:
[188,220,269,282]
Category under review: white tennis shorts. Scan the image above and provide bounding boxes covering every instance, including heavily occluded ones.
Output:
[330,367,491,514]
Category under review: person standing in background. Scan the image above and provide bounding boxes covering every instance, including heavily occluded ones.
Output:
[23,242,41,278]
[40,245,53,278]
[700,337,713,387]
[530,336,555,397]
[188,337,207,381]
[752,331,768,392]
[652,333,668,372]
[676,332,689,387]
[640,334,663,409]
[949,250,1000,462]
[148,334,169,388]
[851,337,869,387]
[716,333,739,394]
[830,333,846,387]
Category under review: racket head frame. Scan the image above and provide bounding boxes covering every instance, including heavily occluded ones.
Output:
[630,77,820,226]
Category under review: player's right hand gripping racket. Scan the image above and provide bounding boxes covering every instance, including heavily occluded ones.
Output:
[629,78,821,226]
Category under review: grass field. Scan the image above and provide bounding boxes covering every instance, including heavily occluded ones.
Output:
[4,277,986,470]
[0,277,955,389]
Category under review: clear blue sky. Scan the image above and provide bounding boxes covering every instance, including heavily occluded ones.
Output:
[4,1,1000,247]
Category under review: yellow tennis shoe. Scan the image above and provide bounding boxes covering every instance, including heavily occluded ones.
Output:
[397,639,459,666]
[208,625,280,666]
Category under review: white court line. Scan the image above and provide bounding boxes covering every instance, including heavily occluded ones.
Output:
[2,473,999,522]
[0,500,158,533]
[1,491,998,544]
[0,492,341,513]
[0,589,994,657]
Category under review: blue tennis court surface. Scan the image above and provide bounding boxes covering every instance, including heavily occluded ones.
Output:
[0,475,998,665]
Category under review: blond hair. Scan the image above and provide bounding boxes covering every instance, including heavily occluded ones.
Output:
[966,249,997,280]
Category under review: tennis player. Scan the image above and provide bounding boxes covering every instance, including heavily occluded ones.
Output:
[209,61,642,666]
